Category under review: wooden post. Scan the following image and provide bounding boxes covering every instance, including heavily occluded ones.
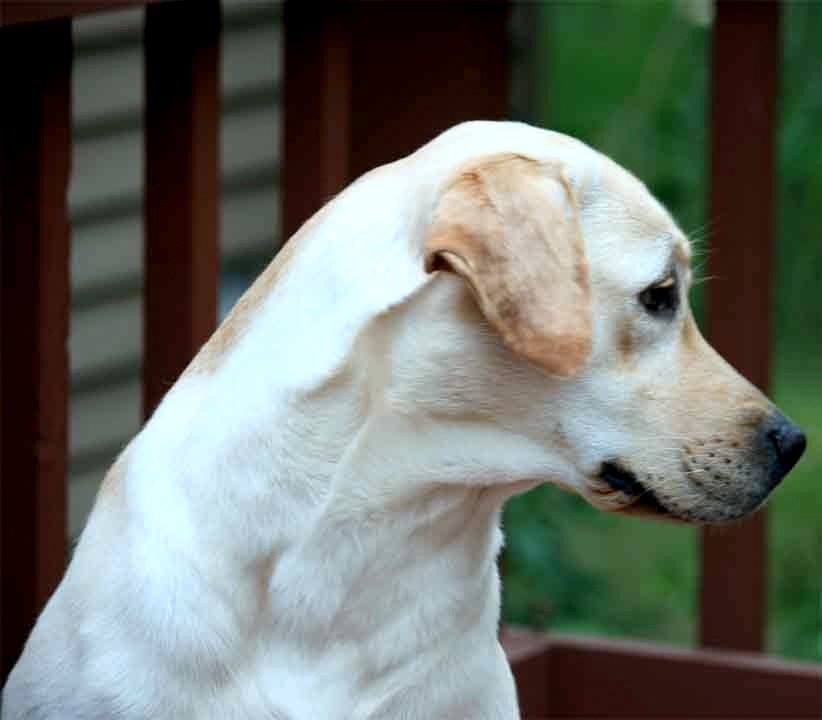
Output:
[282,2,352,240]
[283,0,510,238]
[701,0,780,653]
[143,0,221,419]
[0,18,72,678]
[346,1,510,177]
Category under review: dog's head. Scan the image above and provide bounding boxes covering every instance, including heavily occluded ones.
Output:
[412,141,804,523]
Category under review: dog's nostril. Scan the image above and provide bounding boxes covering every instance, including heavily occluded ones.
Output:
[767,425,807,471]
[762,413,807,488]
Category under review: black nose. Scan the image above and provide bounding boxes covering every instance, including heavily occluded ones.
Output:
[762,412,806,488]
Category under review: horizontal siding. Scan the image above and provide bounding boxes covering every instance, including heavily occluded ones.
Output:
[70,102,279,216]
[69,470,108,541]
[73,4,280,129]
[71,380,141,473]
[71,295,141,390]
[72,186,281,311]
[73,33,143,133]
[69,0,281,540]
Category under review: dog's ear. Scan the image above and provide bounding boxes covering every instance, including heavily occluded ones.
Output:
[424,153,591,377]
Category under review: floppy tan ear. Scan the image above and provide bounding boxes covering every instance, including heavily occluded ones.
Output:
[424,153,591,377]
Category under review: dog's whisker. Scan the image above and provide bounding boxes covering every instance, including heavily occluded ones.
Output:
[685,218,715,237]
[691,274,719,287]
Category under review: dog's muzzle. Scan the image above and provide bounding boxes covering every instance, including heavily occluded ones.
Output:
[599,409,807,523]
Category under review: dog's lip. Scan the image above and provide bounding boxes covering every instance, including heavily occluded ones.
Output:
[628,485,670,516]
[599,461,671,517]
[600,461,644,496]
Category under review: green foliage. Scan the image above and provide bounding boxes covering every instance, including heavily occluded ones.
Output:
[504,486,698,643]
[778,3,822,353]
[769,357,822,660]
[502,0,822,662]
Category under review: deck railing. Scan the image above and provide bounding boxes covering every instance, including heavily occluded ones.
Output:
[1,1,820,715]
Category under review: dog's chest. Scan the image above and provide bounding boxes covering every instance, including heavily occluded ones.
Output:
[230,644,361,720]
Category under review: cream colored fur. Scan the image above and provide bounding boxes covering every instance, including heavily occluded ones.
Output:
[2,121,788,719]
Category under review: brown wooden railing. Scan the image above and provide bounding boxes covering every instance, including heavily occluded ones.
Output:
[2,3,75,675]
[1,0,222,674]
[1,1,820,716]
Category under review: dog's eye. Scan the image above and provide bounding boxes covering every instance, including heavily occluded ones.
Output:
[639,274,678,318]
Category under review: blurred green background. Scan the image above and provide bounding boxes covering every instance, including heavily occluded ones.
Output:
[502,0,822,662]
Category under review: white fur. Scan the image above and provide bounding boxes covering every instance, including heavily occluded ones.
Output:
[2,121,770,719]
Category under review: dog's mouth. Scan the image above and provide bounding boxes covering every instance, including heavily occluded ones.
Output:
[599,461,670,517]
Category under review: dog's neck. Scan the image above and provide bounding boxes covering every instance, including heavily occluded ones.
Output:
[131,320,508,633]
[118,338,509,718]
[103,161,517,714]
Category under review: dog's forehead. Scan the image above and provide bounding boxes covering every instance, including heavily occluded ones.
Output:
[580,154,690,285]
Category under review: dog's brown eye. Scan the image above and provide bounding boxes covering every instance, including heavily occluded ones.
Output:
[639,274,678,318]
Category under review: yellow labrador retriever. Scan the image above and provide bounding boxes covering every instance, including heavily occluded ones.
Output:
[3,121,805,719]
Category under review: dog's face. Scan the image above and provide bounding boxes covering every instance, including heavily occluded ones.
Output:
[418,146,805,523]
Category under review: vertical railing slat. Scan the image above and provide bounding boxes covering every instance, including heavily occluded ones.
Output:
[143,0,221,419]
[701,0,780,653]
[0,18,72,678]
[283,2,352,239]
[283,1,510,238]
[345,2,510,179]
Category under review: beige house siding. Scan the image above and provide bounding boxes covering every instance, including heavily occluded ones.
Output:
[69,0,281,540]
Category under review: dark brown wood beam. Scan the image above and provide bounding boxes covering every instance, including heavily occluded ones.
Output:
[504,630,822,718]
[143,0,221,419]
[501,627,553,718]
[0,17,72,679]
[701,0,780,653]
[0,0,166,27]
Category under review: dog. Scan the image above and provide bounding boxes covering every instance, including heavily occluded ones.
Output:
[3,121,805,719]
